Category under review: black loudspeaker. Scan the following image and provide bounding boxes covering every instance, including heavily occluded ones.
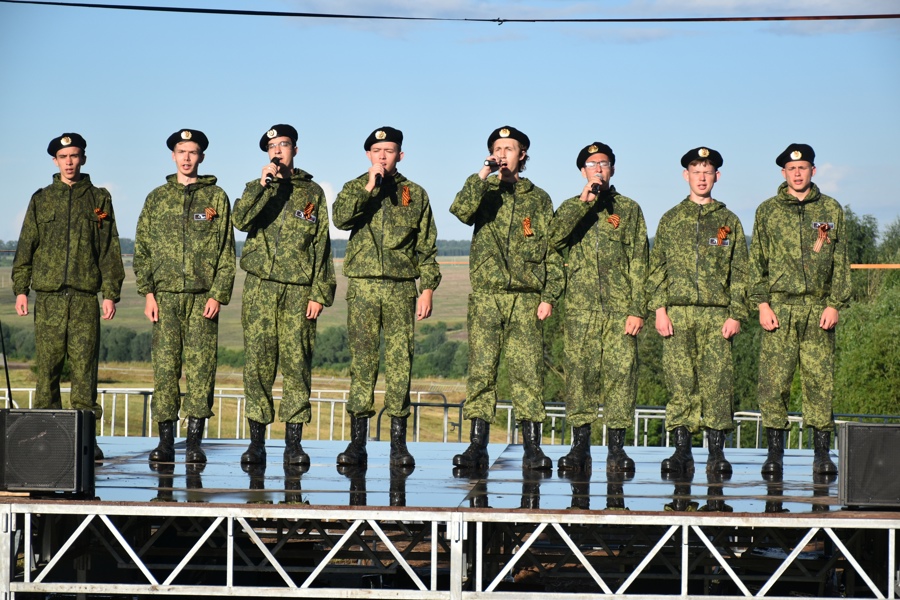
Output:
[838,422,900,508]
[0,409,95,495]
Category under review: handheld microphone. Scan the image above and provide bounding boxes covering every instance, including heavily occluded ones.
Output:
[590,182,602,195]
[265,157,281,184]
[484,159,499,168]
[375,173,382,186]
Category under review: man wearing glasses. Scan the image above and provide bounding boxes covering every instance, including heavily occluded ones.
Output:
[549,142,649,475]
[233,124,336,468]
[135,129,235,464]
[646,147,748,479]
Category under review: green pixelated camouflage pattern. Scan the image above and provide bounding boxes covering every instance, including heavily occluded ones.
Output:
[333,172,441,292]
[134,174,235,304]
[450,174,564,305]
[241,275,317,425]
[150,292,218,421]
[661,305,734,432]
[749,182,851,310]
[549,186,649,318]
[345,278,417,418]
[757,305,835,431]
[32,293,102,416]
[233,169,336,306]
[13,173,124,300]
[647,197,749,323]
[563,307,638,429]
[463,291,546,423]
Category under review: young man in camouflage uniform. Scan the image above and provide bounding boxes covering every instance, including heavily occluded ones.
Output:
[135,129,235,464]
[13,133,125,460]
[450,126,564,471]
[751,143,850,476]
[647,147,748,478]
[549,142,649,474]
[332,126,440,469]
[233,124,335,467]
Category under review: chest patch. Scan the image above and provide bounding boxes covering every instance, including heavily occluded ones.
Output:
[708,238,730,246]
[193,213,209,221]
[812,222,835,230]
[294,209,317,223]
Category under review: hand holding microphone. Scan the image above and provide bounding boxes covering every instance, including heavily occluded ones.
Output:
[264,157,282,185]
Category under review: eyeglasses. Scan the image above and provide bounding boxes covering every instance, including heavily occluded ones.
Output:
[584,161,611,169]
[267,141,293,150]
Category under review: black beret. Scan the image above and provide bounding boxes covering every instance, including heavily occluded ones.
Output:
[47,132,86,156]
[166,129,209,151]
[776,143,815,167]
[576,142,616,170]
[259,124,298,151]
[364,126,403,151]
[487,125,530,151]
[681,146,723,169]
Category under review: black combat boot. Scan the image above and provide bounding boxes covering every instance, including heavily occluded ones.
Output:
[761,428,785,476]
[149,420,176,463]
[184,417,207,464]
[558,424,592,472]
[706,429,732,475]
[283,422,310,466]
[336,416,368,467]
[812,428,838,475]
[241,420,267,465]
[390,416,416,467]
[521,420,552,470]
[660,426,694,477]
[607,428,636,474]
[453,418,490,469]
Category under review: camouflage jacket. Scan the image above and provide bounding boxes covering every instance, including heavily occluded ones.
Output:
[332,172,441,292]
[134,174,235,304]
[13,173,124,301]
[749,182,851,310]
[647,197,749,322]
[450,173,564,304]
[549,186,649,318]
[233,169,335,306]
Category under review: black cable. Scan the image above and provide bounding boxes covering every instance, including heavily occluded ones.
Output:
[0,319,14,410]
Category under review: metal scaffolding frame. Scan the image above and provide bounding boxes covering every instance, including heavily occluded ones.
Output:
[2,500,898,599]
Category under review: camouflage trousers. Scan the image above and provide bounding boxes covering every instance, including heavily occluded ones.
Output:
[464,291,546,423]
[564,307,638,429]
[33,291,102,417]
[242,275,317,425]
[662,305,734,432]
[346,278,417,419]
[758,304,835,432]
[151,292,218,422]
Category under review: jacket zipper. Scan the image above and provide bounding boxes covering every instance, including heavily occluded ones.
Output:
[63,185,72,288]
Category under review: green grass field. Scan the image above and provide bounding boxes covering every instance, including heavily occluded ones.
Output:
[0,257,472,350]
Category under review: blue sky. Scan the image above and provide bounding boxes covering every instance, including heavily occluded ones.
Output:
[1,0,898,245]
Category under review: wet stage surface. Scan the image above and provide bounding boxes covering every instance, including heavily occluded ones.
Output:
[88,437,842,513]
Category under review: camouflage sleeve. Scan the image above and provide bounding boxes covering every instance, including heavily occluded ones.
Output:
[449,174,488,225]
[232,180,273,232]
[332,177,376,231]
[646,218,669,312]
[209,189,236,305]
[416,191,442,292]
[541,195,565,306]
[748,206,770,308]
[133,194,154,296]
[310,188,337,307]
[548,196,590,253]
[628,205,650,318]
[728,216,750,322]
[11,192,40,297]
[97,189,125,302]
[827,205,852,311]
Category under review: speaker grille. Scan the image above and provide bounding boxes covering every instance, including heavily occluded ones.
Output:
[3,410,81,491]
[839,423,900,508]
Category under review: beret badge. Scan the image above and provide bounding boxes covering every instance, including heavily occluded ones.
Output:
[375,130,387,140]
[698,148,710,158]
[61,136,72,146]
[267,128,277,139]
[790,150,802,160]
[588,144,598,153]
[499,128,510,138]
[181,130,192,140]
